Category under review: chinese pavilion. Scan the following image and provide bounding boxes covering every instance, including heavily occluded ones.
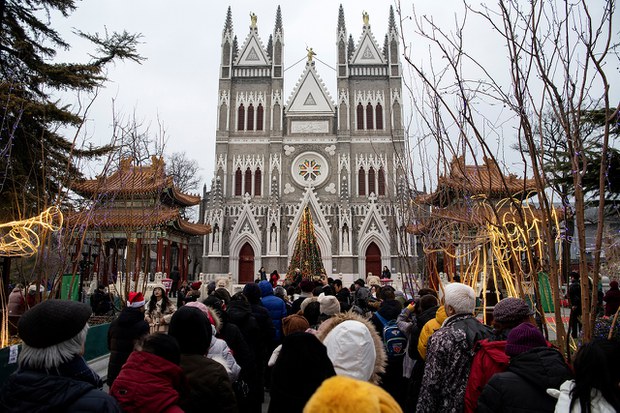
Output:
[410,156,557,293]
[68,156,211,285]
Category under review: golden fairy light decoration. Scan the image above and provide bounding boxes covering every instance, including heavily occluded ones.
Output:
[419,193,562,322]
[0,206,64,257]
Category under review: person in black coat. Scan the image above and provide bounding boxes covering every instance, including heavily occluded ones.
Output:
[477,322,572,412]
[0,300,121,412]
[107,292,150,386]
[204,295,257,410]
[268,333,336,413]
[227,292,266,413]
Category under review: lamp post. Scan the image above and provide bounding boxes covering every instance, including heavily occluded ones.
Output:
[91,243,100,284]
[79,250,90,303]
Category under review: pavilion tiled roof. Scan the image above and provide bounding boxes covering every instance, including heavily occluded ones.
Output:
[408,202,563,235]
[65,206,211,236]
[71,156,201,207]
[418,157,538,206]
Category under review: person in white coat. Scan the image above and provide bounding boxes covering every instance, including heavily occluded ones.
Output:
[550,340,620,412]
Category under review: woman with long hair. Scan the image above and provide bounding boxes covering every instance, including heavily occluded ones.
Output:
[554,340,620,412]
[145,284,177,333]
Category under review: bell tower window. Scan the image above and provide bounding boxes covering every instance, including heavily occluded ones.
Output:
[358,167,366,196]
[256,104,264,131]
[366,103,374,130]
[237,104,245,131]
[357,103,364,130]
[244,168,252,195]
[247,104,254,131]
[375,103,383,130]
[235,168,242,196]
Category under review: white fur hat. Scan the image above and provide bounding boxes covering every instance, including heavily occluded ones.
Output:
[443,282,476,315]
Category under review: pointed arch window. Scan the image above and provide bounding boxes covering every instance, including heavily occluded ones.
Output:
[378,167,386,196]
[254,168,262,196]
[235,168,243,196]
[368,167,376,195]
[244,168,252,195]
[366,103,374,130]
[375,103,383,130]
[247,104,255,131]
[237,104,245,131]
[256,104,264,131]
[358,167,366,196]
[357,103,364,130]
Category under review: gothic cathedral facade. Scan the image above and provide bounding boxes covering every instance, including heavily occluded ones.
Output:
[200,5,417,284]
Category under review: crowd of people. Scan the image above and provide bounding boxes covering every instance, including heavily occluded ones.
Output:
[1,272,619,412]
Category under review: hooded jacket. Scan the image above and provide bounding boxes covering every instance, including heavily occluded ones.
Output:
[477,346,572,413]
[110,351,184,413]
[464,338,510,413]
[107,307,149,386]
[258,280,288,342]
[168,306,237,413]
[417,305,447,360]
[316,311,386,385]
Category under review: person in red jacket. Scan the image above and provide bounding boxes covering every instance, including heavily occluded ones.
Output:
[110,333,185,413]
[464,297,534,413]
[603,280,620,316]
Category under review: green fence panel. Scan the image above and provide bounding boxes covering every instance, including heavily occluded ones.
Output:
[538,271,555,313]
[61,273,80,301]
[84,323,110,360]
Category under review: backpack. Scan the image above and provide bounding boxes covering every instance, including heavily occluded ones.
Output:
[375,312,408,358]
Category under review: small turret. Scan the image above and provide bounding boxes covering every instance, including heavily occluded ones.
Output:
[272,6,283,78]
[220,6,234,79]
[337,4,348,78]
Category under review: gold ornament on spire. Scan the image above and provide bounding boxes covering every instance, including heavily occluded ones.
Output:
[306,47,316,62]
[250,12,257,29]
[363,11,369,26]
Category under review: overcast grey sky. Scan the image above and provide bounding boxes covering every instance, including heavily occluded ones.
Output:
[54,1,420,183]
[52,1,617,193]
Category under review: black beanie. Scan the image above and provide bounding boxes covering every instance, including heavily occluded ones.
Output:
[19,299,91,348]
[169,306,212,355]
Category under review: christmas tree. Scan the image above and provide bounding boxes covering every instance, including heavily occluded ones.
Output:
[287,206,326,281]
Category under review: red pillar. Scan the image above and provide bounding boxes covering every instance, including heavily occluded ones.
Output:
[156,238,163,272]
[165,240,172,276]
[177,243,184,280]
[134,236,142,275]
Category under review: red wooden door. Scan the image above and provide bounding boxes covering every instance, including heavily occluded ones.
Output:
[365,242,381,278]
[239,243,255,284]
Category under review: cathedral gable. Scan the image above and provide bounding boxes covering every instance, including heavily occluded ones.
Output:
[236,34,270,66]
[285,63,335,115]
[350,30,385,65]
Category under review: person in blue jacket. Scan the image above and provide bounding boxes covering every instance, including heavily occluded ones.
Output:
[258,280,288,344]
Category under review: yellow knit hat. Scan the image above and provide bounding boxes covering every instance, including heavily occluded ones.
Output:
[303,376,403,413]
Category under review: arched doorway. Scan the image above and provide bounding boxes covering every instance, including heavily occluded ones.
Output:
[365,242,381,278]
[239,243,255,283]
